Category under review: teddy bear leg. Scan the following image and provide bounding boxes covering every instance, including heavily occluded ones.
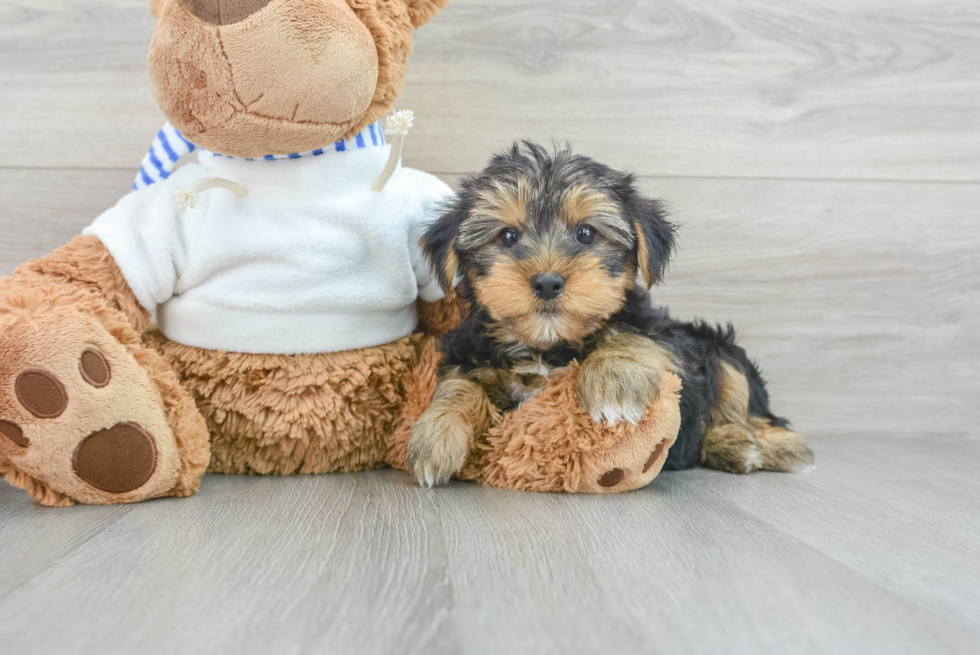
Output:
[0,289,211,506]
[0,241,210,506]
[469,364,683,494]
[148,330,427,477]
[391,338,683,494]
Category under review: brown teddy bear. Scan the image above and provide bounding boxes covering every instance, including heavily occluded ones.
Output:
[0,0,681,507]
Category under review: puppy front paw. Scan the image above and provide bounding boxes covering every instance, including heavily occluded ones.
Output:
[577,346,665,425]
[406,409,472,488]
[577,368,659,425]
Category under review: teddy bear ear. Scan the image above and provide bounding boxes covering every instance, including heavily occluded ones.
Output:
[404,0,452,28]
[149,0,168,19]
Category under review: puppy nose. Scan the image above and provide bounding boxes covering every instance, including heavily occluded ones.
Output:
[531,273,566,300]
[181,0,273,25]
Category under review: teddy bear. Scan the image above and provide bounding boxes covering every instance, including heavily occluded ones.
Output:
[0,0,682,507]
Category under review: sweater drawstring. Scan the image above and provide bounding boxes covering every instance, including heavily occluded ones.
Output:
[372,110,415,192]
[175,177,249,211]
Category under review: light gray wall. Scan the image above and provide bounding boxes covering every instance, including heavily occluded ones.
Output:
[2,0,978,437]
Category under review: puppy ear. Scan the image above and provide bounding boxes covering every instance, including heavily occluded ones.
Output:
[404,0,452,28]
[627,195,676,288]
[420,202,465,296]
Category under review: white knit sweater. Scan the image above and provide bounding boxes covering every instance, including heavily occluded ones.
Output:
[84,141,452,355]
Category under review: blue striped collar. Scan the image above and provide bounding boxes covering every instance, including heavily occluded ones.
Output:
[134,120,387,191]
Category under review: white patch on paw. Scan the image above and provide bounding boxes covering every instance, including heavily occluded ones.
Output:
[744,447,763,473]
[408,414,470,489]
[417,465,446,489]
[413,458,458,488]
[591,401,644,425]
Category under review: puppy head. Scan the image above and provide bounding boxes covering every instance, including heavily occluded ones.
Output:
[423,142,676,350]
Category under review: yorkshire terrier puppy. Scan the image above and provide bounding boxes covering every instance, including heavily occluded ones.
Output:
[407,142,813,488]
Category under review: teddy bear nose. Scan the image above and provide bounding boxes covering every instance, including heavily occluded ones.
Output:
[180,0,273,25]
[531,273,566,300]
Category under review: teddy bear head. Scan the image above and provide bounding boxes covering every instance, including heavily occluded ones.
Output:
[147,0,450,157]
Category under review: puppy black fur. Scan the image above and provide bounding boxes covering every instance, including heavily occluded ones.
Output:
[420,142,813,475]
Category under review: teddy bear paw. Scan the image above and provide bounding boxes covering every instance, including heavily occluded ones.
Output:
[576,435,674,494]
[0,310,185,505]
[573,371,683,493]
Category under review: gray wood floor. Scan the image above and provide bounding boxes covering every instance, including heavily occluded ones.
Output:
[1,1,979,653]
[1,435,979,654]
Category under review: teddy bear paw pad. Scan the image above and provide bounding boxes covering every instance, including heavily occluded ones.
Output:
[0,315,183,505]
[73,423,157,494]
[587,437,672,493]
[0,419,28,447]
[571,371,682,494]
[15,370,68,418]
[598,468,625,488]
[643,440,668,474]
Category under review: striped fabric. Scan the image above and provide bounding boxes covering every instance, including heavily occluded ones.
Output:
[133,123,198,191]
[133,120,387,191]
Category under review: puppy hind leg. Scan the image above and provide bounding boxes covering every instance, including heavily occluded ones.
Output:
[700,361,762,474]
[700,361,814,474]
[701,423,762,474]
[752,419,815,472]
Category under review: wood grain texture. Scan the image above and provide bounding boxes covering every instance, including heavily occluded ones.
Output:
[1,435,979,655]
[0,473,458,654]
[2,1,980,180]
[0,169,132,271]
[402,0,980,180]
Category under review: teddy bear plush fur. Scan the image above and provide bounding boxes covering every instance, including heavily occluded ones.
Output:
[0,0,681,506]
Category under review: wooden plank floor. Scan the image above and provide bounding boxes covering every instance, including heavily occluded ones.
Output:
[1,435,979,655]
[2,1,979,653]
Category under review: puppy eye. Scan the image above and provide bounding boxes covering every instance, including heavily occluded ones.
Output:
[576,224,598,246]
[499,228,521,248]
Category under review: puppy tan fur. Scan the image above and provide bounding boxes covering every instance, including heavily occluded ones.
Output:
[577,330,676,425]
[407,371,498,487]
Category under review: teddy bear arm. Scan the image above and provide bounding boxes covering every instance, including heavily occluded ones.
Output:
[13,235,150,333]
[465,364,683,494]
[416,296,468,337]
[390,338,682,493]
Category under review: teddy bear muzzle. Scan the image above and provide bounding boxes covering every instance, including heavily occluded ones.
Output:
[180,0,274,25]
[150,0,381,158]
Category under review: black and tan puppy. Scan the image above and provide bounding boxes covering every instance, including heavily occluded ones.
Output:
[407,142,813,487]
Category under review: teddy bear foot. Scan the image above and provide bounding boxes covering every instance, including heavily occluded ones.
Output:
[467,364,683,494]
[0,299,208,506]
[575,433,673,493]
[570,370,682,494]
